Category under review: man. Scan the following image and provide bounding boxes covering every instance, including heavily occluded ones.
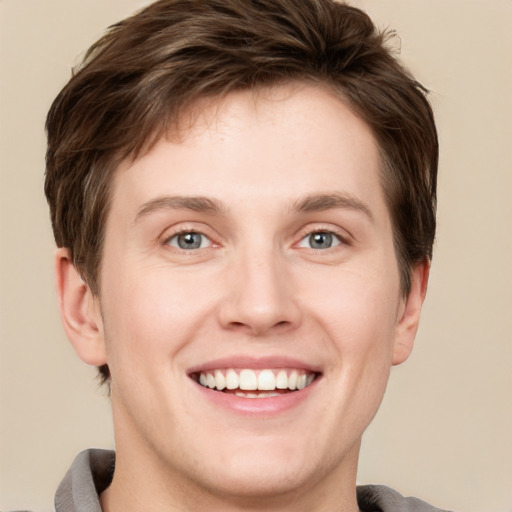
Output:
[45,0,446,510]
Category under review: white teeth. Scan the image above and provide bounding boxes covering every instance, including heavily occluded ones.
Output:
[235,391,282,398]
[288,371,298,390]
[239,369,257,390]
[225,369,239,390]
[276,370,288,389]
[257,369,276,390]
[214,370,226,390]
[197,368,316,394]
[206,373,216,389]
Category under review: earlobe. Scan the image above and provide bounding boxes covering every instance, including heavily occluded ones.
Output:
[392,261,430,366]
[54,248,107,366]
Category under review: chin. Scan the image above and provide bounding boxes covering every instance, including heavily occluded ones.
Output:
[202,462,310,501]
[186,436,328,501]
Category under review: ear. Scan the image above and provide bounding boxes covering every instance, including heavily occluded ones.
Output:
[54,248,107,366]
[392,260,430,366]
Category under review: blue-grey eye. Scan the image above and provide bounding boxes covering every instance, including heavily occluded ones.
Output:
[168,232,210,250]
[298,231,341,249]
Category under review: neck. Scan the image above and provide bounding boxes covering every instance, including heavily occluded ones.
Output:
[102,397,362,512]
[100,440,362,512]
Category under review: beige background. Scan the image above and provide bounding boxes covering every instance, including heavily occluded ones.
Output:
[1,1,511,511]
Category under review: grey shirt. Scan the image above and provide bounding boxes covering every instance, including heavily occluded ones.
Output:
[55,449,453,512]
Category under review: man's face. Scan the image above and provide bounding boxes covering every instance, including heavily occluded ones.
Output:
[92,83,421,502]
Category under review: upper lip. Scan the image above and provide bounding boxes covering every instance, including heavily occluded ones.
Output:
[187,355,322,375]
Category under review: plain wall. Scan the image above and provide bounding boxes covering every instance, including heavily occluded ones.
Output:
[1,1,511,511]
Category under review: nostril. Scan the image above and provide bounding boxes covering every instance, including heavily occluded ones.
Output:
[226,319,292,335]
[229,321,246,328]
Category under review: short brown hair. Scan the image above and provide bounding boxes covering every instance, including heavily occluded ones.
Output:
[45,0,438,380]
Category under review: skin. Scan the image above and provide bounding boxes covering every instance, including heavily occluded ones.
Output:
[56,83,429,512]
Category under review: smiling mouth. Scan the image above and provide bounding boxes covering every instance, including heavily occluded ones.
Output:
[191,368,318,398]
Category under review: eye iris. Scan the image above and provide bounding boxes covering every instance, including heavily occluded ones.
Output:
[310,232,332,249]
[177,232,202,249]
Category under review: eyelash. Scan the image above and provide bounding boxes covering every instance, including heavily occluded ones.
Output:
[295,228,349,251]
[162,225,350,253]
[164,230,215,251]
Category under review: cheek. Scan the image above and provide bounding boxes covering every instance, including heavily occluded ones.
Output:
[100,266,217,372]
[303,263,400,348]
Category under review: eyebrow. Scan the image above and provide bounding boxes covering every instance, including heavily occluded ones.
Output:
[134,192,373,222]
[135,195,226,222]
[291,192,374,221]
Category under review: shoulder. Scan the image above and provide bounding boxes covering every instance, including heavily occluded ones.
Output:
[357,484,455,512]
[54,449,115,512]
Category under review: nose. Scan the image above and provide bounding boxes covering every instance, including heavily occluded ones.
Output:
[217,249,302,336]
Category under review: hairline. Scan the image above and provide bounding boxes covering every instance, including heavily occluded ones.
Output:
[83,79,412,299]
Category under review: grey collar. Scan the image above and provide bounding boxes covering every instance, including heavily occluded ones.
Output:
[55,449,451,512]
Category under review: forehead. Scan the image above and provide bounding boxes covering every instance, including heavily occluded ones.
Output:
[110,83,385,219]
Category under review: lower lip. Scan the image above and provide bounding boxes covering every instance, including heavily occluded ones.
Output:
[192,379,319,416]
